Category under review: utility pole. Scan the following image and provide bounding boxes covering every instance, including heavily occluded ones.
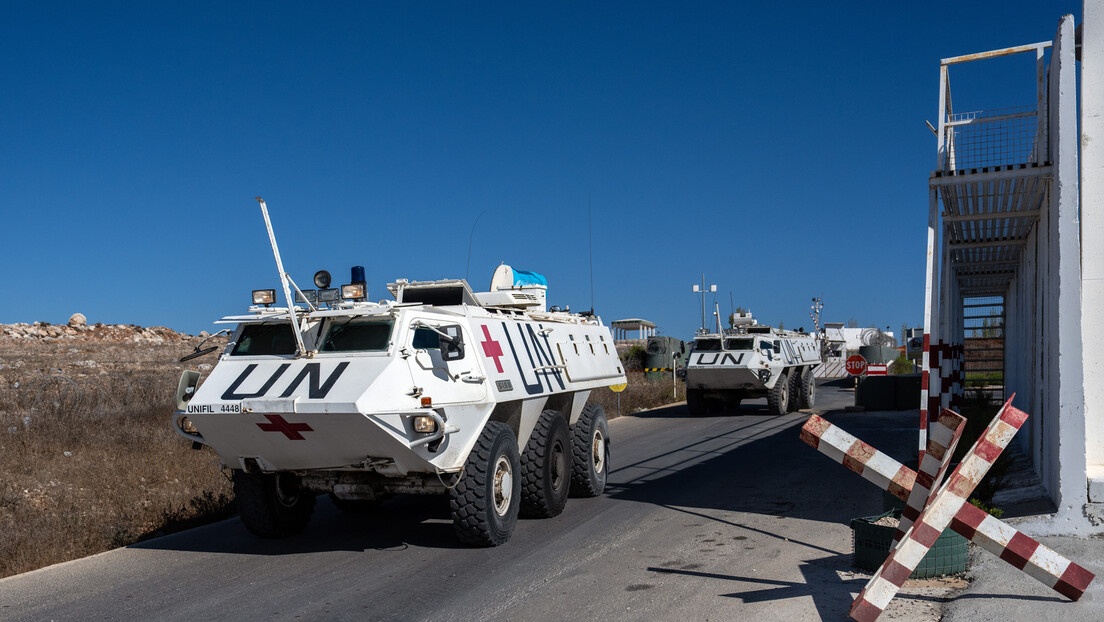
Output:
[692,275,717,331]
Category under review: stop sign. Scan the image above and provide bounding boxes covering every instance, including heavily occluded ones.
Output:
[846,354,868,376]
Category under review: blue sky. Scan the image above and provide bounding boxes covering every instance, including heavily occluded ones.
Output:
[0,2,1080,340]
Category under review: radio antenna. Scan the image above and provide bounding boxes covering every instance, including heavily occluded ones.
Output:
[465,209,486,281]
[588,193,595,313]
[255,197,306,357]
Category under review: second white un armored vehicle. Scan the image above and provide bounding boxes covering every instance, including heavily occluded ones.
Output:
[684,309,821,416]
[173,199,626,546]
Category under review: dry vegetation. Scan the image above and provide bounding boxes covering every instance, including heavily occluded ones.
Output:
[590,371,682,419]
[0,325,233,579]
[0,326,681,579]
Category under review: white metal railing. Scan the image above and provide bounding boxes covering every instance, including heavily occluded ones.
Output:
[936,41,1051,172]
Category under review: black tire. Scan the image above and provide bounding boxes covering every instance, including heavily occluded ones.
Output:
[570,403,609,497]
[450,421,521,546]
[788,368,803,413]
[726,391,743,410]
[520,410,571,518]
[798,368,816,410]
[233,470,316,538]
[686,388,706,416]
[767,371,790,416]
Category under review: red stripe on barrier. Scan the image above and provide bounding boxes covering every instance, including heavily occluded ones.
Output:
[1057,563,1095,601]
[950,503,987,540]
[999,532,1039,570]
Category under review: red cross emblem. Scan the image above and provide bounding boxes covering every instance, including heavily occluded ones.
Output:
[257,414,313,440]
[480,325,504,373]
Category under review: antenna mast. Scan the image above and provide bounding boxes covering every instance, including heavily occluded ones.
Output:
[255,197,306,357]
[810,297,823,333]
[691,274,716,332]
[588,193,595,313]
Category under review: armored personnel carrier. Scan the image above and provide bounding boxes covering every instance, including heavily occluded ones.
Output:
[684,309,821,416]
[173,199,625,546]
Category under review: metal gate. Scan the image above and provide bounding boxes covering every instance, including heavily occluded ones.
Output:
[962,296,1004,402]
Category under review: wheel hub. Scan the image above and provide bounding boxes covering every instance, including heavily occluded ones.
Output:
[550,440,566,490]
[493,455,513,516]
[591,430,606,474]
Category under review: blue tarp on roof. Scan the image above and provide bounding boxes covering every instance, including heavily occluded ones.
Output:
[513,270,547,287]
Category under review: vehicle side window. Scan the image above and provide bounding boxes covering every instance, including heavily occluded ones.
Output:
[412,327,440,350]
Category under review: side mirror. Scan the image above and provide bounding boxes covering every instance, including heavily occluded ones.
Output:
[439,324,465,361]
[773,340,781,353]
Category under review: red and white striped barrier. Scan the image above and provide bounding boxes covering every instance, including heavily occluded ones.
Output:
[850,399,1026,621]
[800,408,1094,620]
[894,408,965,543]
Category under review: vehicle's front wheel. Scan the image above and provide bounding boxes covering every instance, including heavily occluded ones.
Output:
[570,403,609,497]
[725,391,743,410]
[233,470,316,538]
[686,388,706,416]
[450,421,521,546]
[520,410,571,518]
[767,371,790,416]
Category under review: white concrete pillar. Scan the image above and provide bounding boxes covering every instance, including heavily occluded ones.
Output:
[1029,14,1088,535]
[1082,0,1104,499]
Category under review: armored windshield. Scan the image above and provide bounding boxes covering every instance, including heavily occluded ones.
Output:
[231,323,297,356]
[725,338,755,350]
[694,338,721,351]
[321,318,394,352]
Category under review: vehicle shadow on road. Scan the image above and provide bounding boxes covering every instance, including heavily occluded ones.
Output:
[606,408,918,525]
[132,494,468,555]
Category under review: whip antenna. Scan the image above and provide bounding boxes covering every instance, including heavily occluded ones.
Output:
[588,193,595,313]
[465,209,486,281]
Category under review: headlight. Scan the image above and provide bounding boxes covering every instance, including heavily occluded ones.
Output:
[252,289,276,305]
[758,369,772,384]
[341,283,367,300]
[413,415,438,433]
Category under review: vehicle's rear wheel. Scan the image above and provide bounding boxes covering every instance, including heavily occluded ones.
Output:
[798,368,816,410]
[686,388,706,416]
[450,421,521,546]
[788,367,803,412]
[520,410,571,518]
[767,371,790,416]
[233,470,316,538]
[570,403,609,497]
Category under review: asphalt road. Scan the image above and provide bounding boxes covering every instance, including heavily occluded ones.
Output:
[1,381,934,622]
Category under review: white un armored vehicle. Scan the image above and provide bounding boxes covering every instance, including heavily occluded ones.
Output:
[173,199,625,546]
[684,309,821,416]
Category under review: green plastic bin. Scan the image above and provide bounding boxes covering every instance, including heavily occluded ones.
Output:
[850,509,968,578]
